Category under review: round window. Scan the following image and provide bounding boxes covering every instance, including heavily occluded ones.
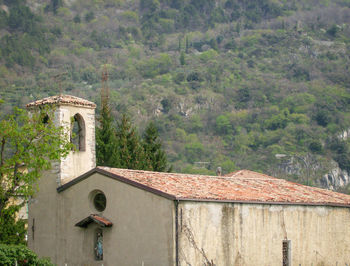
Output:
[93,192,107,212]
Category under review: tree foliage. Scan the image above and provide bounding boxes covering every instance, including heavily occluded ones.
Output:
[96,104,118,167]
[0,105,72,236]
[0,205,26,245]
[97,108,170,171]
[142,122,170,172]
[0,244,53,266]
[115,114,145,169]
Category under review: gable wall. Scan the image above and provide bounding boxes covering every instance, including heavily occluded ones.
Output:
[178,201,350,265]
[28,172,175,266]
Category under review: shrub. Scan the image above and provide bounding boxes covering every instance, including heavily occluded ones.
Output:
[0,206,26,245]
[121,11,139,23]
[138,54,172,78]
[309,140,323,154]
[199,49,218,62]
[173,72,185,84]
[0,244,53,266]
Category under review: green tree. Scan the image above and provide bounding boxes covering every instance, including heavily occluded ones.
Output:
[96,104,119,167]
[327,24,340,37]
[51,0,63,14]
[44,0,63,14]
[180,51,185,65]
[73,14,81,23]
[185,35,189,53]
[85,11,95,22]
[215,114,232,135]
[115,114,145,169]
[142,122,169,172]
[0,106,72,243]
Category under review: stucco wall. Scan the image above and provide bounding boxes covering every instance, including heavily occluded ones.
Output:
[27,168,61,262]
[55,105,96,185]
[178,201,350,266]
[28,172,175,266]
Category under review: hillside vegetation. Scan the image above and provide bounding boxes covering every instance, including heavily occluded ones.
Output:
[1,0,350,192]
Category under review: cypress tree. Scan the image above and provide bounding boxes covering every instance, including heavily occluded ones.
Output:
[96,105,170,171]
[115,114,145,169]
[180,51,185,65]
[142,122,170,172]
[96,104,119,167]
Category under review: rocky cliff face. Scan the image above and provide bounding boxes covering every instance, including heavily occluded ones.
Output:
[320,165,350,191]
[321,128,350,190]
[277,155,350,191]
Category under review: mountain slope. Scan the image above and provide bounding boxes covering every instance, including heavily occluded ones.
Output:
[1,0,350,192]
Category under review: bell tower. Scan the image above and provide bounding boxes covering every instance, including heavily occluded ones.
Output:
[27,95,96,185]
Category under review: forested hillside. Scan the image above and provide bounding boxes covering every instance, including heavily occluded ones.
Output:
[1,0,350,192]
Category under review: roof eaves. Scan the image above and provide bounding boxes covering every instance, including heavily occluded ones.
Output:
[95,168,177,201]
[26,95,96,109]
[57,168,96,193]
[75,214,113,228]
[57,167,177,201]
[176,197,350,208]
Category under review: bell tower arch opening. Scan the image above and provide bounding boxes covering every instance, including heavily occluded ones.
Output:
[71,113,86,151]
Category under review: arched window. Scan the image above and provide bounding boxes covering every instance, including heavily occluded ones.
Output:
[42,114,49,124]
[71,113,86,151]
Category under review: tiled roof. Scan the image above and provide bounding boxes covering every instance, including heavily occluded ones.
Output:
[75,214,113,228]
[94,167,350,207]
[26,95,96,108]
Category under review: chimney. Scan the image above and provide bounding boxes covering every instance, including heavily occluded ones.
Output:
[216,167,222,176]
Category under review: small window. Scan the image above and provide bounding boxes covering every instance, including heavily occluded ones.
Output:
[95,229,103,261]
[93,192,107,212]
[71,113,86,151]
[282,240,291,266]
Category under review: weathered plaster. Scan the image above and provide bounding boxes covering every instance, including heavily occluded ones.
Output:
[28,172,175,265]
[178,201,350,266]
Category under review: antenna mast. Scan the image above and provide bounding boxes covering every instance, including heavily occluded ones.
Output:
[101,65,109,108]
[52,72,68,96]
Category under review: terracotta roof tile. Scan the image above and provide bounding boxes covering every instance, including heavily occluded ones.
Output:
[75,214,113,228]
[98,167,350,207]
[26,95,96,108]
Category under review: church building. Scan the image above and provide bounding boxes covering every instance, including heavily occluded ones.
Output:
[27,95,350,266]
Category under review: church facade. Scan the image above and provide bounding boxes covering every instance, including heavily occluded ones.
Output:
[27,95,350,266]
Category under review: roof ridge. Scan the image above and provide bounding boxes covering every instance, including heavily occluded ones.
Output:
[59,167,350,207]
[226,169,278,179]
[97,166,218,178]
[98,166,293,182]
[26,94,96,108]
